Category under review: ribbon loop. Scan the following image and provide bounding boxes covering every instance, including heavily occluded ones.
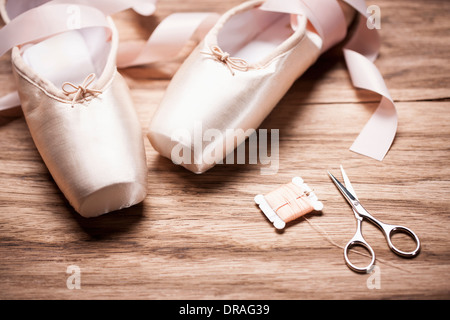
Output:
[261,0,398,161]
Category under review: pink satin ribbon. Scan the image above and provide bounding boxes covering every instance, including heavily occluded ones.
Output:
[0,4,111,57]
[40,0,158,16]
[342,1,397,161]
[117,12,219,68]
[262,0,397,161]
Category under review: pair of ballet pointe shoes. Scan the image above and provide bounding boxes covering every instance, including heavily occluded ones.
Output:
[0,0,355,217]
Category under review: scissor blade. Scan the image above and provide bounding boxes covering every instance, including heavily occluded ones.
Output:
[340,165,358,200]
[328,172,359,207]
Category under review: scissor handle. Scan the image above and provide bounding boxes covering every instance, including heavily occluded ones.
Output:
[344,219,376,273]
[355,206,421,258]
[344,239,376,273]
[380,223,421,258]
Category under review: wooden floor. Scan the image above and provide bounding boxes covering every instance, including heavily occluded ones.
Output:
[0,0,449,300]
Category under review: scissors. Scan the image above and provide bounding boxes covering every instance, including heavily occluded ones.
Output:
[328,166,421,273]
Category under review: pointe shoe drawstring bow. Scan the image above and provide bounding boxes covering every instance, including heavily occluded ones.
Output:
[62,73,102,107]
[201,45,249,76]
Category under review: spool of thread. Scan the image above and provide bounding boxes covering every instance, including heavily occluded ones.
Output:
[255,177,323,229]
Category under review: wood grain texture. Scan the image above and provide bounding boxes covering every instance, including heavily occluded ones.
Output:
[0,0,449,300]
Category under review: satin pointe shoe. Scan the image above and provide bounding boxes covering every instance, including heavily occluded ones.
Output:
[0,2,148,217]
[147,0,356,174]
